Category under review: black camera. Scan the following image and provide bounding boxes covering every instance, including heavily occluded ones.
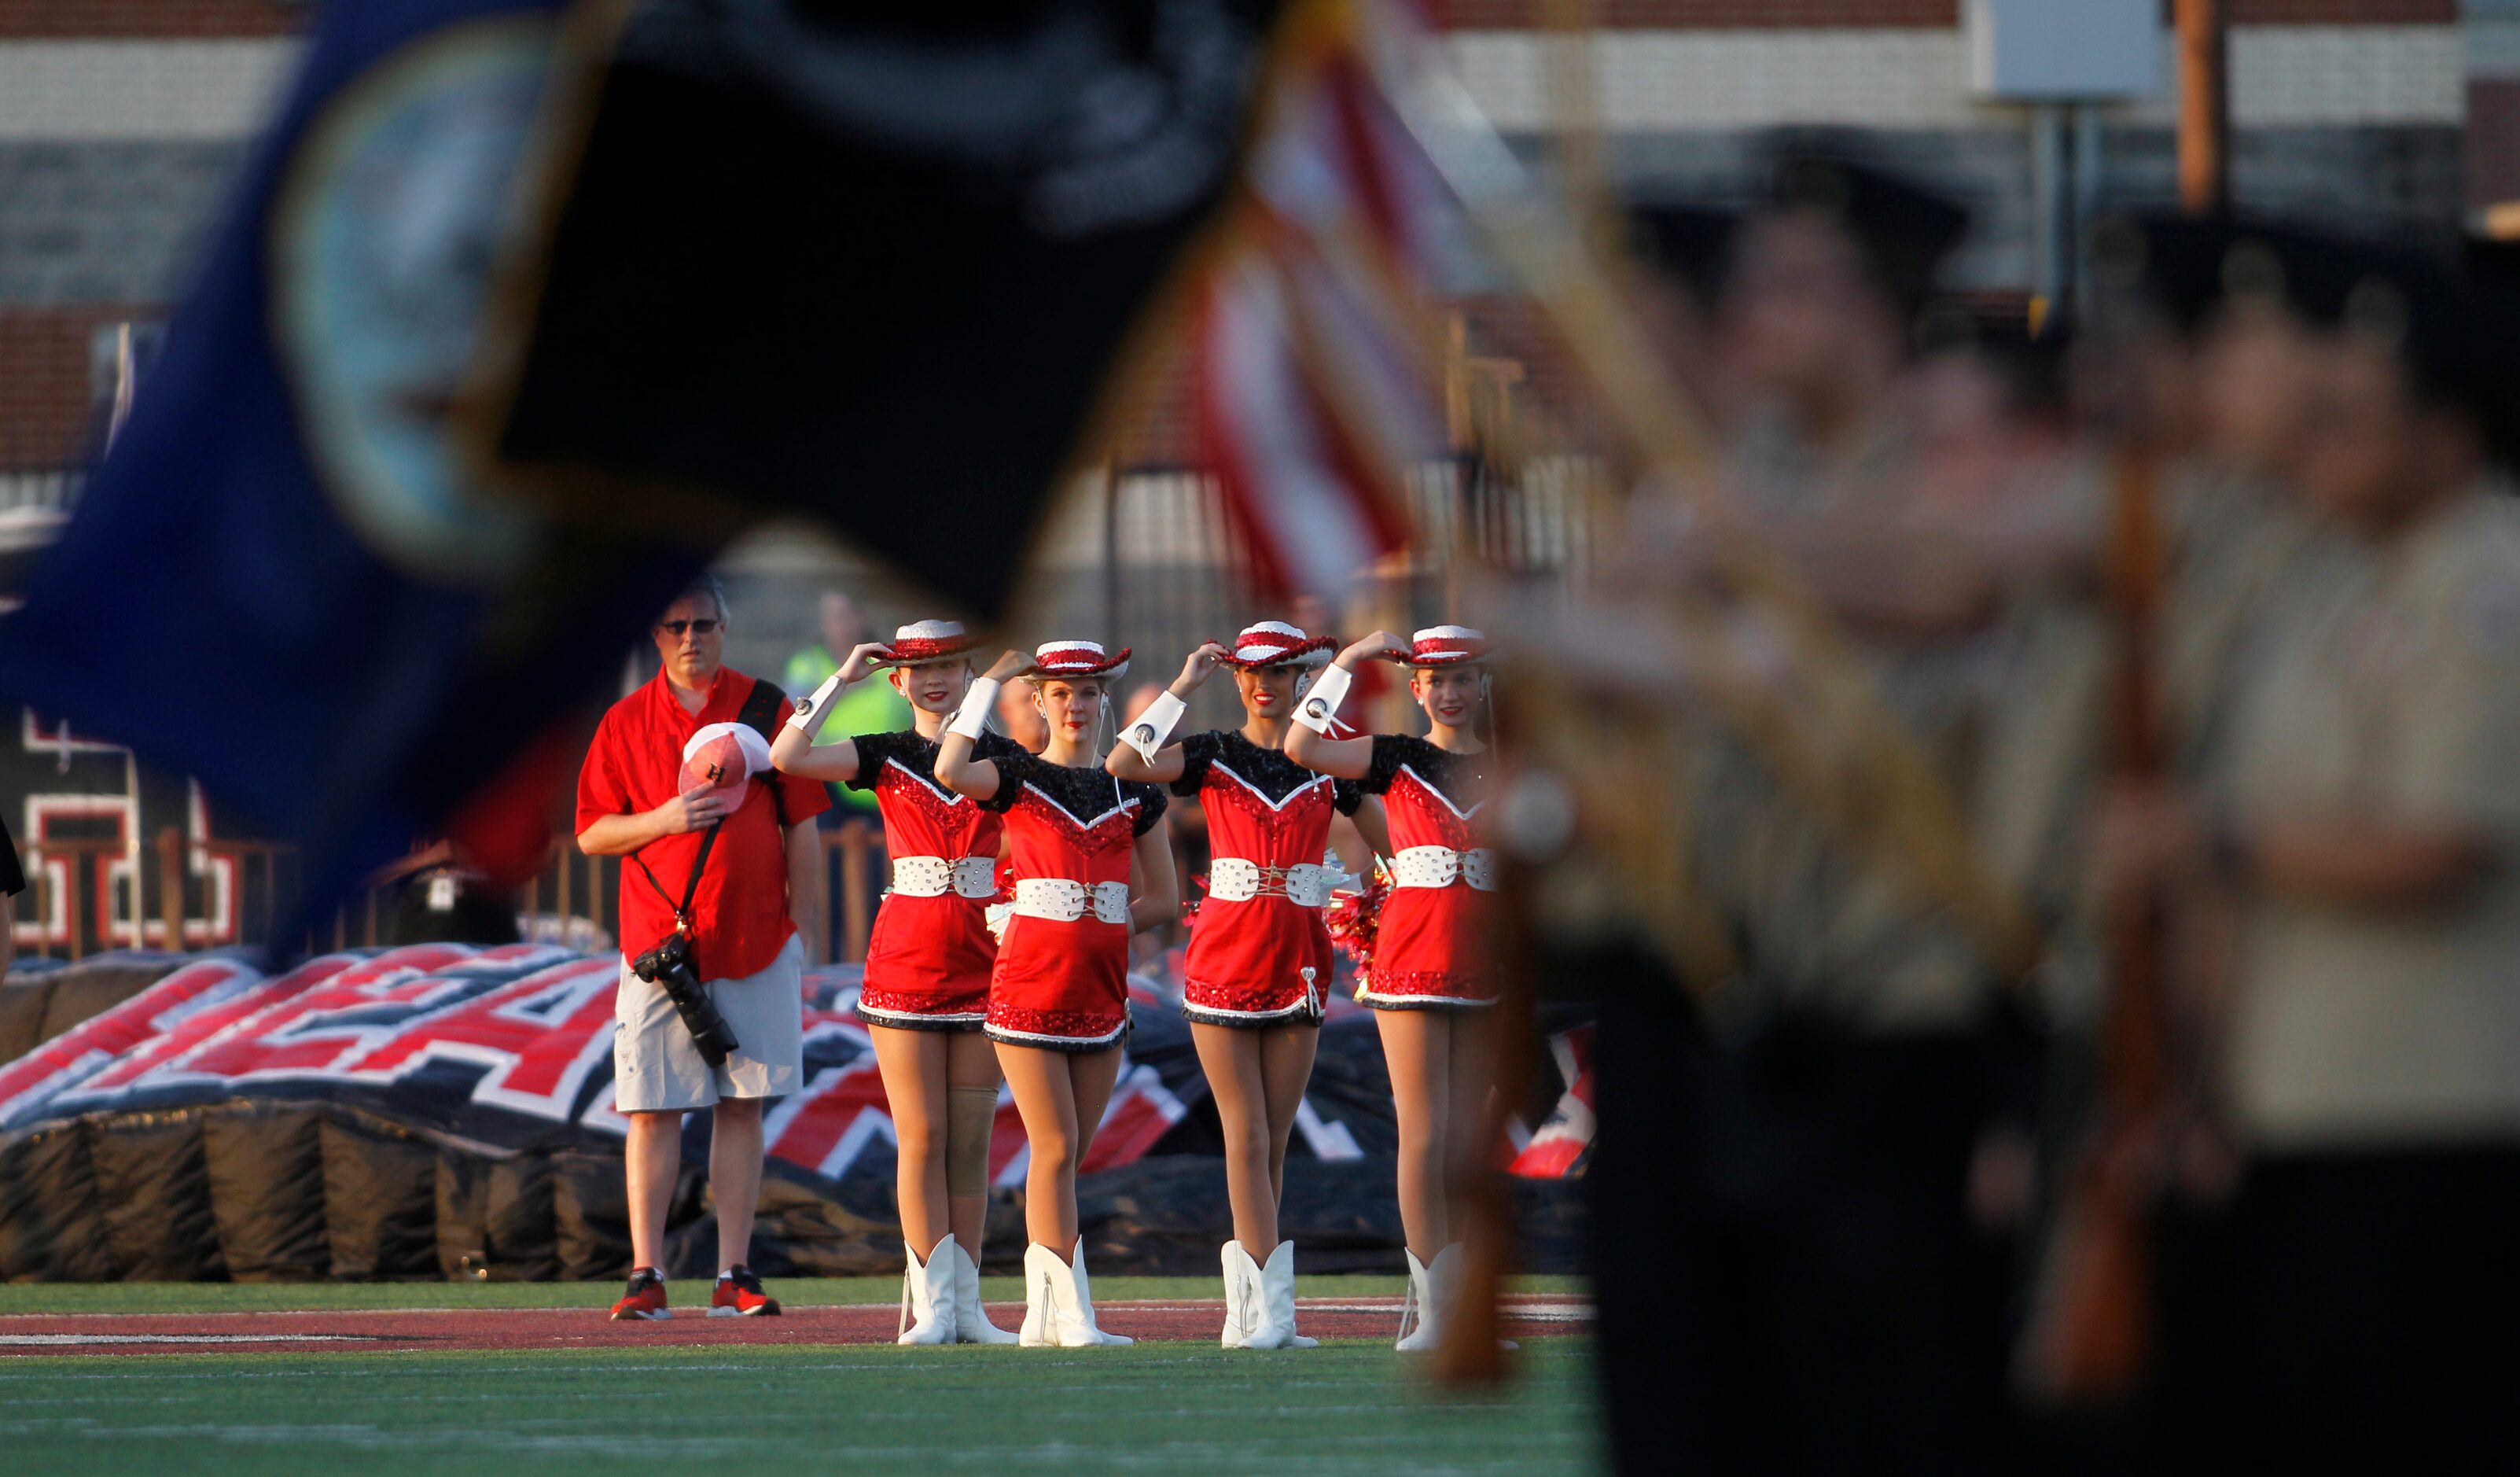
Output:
[630,931,741,1068]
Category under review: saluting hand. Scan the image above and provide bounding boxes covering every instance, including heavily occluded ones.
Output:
[983,650,1038,684]
[1336,630,1410,669]
[837,641,892,686]
[1173,642,1231,694]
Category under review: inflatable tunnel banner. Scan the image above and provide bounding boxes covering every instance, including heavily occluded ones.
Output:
[0,943,1188,1188]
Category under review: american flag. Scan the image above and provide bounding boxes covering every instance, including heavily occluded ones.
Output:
[1195,0,1458,600]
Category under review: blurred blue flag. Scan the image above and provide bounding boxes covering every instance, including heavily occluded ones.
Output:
[0,0,707,919]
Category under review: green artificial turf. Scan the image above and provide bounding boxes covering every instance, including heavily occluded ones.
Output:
[0,1275,1587,1317]
[0,1340,1599,1475]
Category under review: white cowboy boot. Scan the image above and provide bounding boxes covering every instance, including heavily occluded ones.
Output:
[896,1236,956,1346]
[1260,1240,1318,1350]
[1018,1243,1055,1346]
[1221,1241,1291,1349]
[1030,1239,1132,1347]
[952,1241,1017,1345]
[1395,1244,1458,1352]
[1220,1241,1256,1348]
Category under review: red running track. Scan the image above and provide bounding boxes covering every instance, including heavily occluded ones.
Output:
[0,1295,1591,1356]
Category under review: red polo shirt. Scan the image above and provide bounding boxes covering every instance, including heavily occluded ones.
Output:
[576,665,830,979]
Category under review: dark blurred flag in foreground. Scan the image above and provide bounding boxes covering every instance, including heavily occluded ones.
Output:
[1,0,1289,932]
[1195,0,1452,599]
[0,0,694,910]
[476,0,1289,617]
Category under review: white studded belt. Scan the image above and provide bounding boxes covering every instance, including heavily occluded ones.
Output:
[888,855,999,900]
[1010,877,1132,926]
[1389,845,1499,892]
[1206,858,1342,908]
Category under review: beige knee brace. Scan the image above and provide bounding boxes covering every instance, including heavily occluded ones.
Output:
[946,1086,997,1199]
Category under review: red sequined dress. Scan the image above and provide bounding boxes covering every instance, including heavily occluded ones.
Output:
[975,752,1168,1049]
[1355,735,1496,1009]
[1171,730,1363,1027]
[844,730,1021,1031]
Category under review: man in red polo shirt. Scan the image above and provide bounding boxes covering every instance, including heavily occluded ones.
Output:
[577,575,830,1320]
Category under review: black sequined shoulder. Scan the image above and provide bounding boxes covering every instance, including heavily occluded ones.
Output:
[845,728,1019,792]
[1172,729,1356,812]
[1124,779,1169,837]
[1362,734,1488,808]
[981,750,1161,831]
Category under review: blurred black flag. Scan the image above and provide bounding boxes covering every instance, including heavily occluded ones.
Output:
[480,0,1284,616]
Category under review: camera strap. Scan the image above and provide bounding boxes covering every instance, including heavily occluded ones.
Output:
[631,820,723,931]
[627,675,793,931]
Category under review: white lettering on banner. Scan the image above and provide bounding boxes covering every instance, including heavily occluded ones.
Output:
[0,957,265,1125]
[44,947,618,1125]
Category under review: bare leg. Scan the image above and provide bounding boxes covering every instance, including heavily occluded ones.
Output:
[1374,1009,1452,1262]
[710,1096,765,1271]
[998,1044,1083,1250]
[624,1110,682,1272]
[1194,1023,1278,1252]
[946,1031,1004,1254]
[1257,1022,1321,1210]
[869,1026,951,1255]
[1066,1048,1124,1169]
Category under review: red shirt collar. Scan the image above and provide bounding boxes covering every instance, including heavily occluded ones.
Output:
[646,664,750,731]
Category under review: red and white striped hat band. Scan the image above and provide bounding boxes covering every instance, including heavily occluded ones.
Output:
[881,619,981,666]
[1223,621,1334,669]
[1407,625,1488,667]
[1031,639,1131,679]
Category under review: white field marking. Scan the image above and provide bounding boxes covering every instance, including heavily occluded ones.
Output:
[1297,1300,1592,1322]
[0,1333,390,1346]
[0,1354,1253,1382]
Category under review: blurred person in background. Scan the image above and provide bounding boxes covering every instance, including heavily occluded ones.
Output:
[1109,623,1389,1349]
[576,575,830,1322]
[2106,242,2520,1470]
[1287,626,1499,1354]
[936,641,1176,1346]
[995,676,1050,753]
[1586,155,2033,1473]
[772,619,1020,1346]
[785,591,911,815]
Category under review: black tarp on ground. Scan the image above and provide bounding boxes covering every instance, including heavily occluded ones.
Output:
[0,1124,113,1280]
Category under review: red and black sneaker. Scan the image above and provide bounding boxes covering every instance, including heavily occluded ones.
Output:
[609,1266,670,1322]
[711,1265,781,1318]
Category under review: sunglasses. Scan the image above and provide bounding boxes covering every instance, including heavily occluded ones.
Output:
[657,618,723,637]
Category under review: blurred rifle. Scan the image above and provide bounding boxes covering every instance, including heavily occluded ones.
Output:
[2015,448,2172,1401]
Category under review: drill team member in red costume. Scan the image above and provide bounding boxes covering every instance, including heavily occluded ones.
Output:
[1109,622,1391,1348]
[1288,626,1499,1351]
[936,640,1178,1346]
[771,619,1021,1345]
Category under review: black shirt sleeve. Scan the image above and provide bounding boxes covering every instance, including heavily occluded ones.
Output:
[1129,782,1171,837]
[973,749,1037,813]
[1359,735,1430,797]
[1332,778,1365,816]
[841,731,904,794]
[1168,731,1222,799]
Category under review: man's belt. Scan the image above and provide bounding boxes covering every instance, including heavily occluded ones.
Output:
[1389,845,1499,892]
[889,855,998,900]
[1010,877,1132,926]
[1206,858,1343,908]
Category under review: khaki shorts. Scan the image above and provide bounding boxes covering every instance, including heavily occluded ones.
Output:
[613,934,804,1112]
